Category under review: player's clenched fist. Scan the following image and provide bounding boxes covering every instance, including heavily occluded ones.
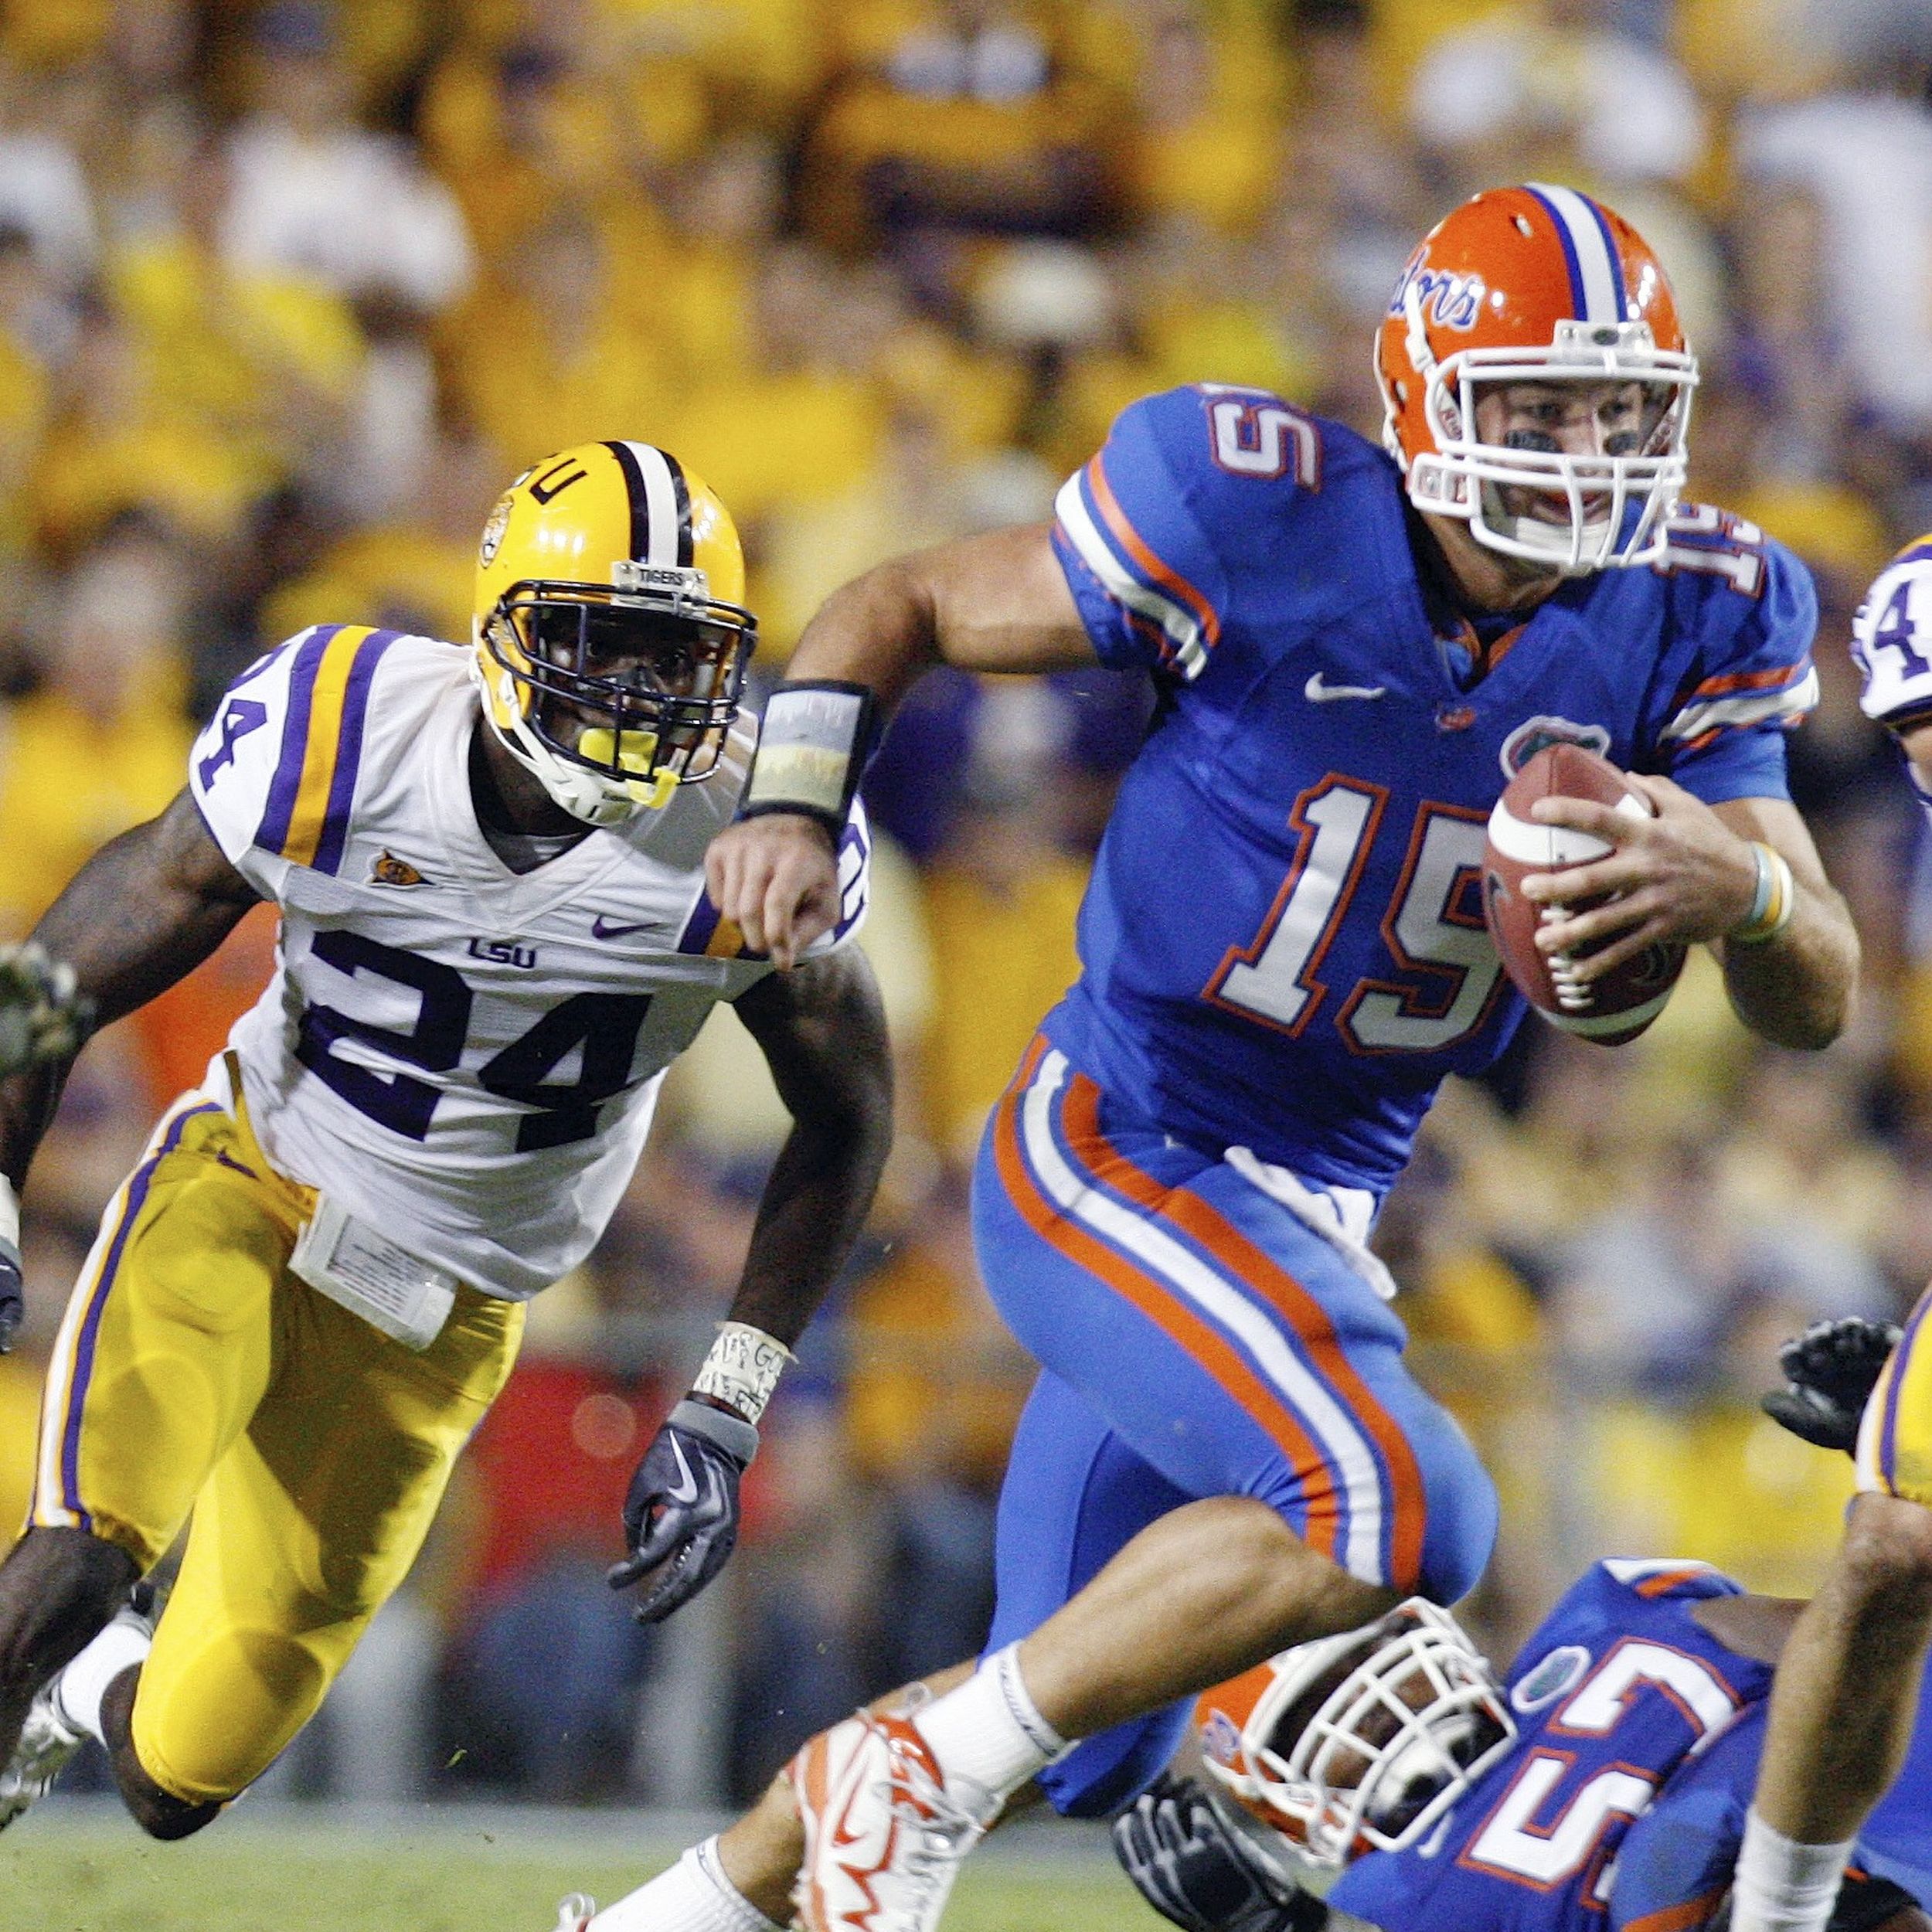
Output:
[706,815,842,970]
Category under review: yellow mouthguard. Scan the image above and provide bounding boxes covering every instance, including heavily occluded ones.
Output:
[578,728,677,808]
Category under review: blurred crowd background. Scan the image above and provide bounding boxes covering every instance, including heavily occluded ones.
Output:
[1,0,1930,1815]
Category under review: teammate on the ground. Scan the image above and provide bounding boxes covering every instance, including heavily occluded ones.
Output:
[0,441,893,1842]
[550,1326,1927,1932]
[695,183,1860,1932]
[1114,1554,1932,1932]
[1717,539,1932,1932]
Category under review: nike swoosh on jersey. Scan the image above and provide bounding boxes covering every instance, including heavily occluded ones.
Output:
[590,915,655,940]
[665,1434,701,1505]
[1304,672,1388,703]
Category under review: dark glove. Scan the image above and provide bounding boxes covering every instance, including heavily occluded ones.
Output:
[1112,1774,1322,1932]
[1760,1317,1903,1455]
[607,1398,757,1624]
[0,1236,20,1354]
[0,941,92,1078]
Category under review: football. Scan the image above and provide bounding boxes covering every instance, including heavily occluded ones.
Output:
[1482,743,1686,1045]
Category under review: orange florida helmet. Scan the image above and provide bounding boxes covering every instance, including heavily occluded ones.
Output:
[1195,1599,1516,1881]
[1376,183,1696,577]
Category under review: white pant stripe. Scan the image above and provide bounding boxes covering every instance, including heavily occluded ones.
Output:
[1018,1049,1389,1582]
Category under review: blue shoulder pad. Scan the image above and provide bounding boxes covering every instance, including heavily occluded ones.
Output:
[1651,509,1819,805]
[1502,1560,1748,1715]
[1050,384,1323,682]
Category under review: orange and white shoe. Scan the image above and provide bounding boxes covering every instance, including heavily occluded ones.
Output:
[549,1896,596,1931]
[790,1711,993,1932]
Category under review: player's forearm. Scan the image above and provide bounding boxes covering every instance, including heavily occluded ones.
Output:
[783,554,942,713]
[30,796,258,1035]
[784,524,1094,711]
[724,951,894,1345]
[727,1105,893,1348]
[1720,877,1859,1050]
[0,1059,71,1193]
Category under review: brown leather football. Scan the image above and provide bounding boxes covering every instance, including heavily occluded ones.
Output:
[1482,743,1686,1045]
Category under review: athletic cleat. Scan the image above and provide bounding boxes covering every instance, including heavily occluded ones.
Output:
[549,1896,597,1931]
[791,1710,992,1932]
[0,1585,158,1832]
[0,1679,83,1830]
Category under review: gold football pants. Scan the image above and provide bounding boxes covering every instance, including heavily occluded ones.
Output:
[30,1088,522,1803]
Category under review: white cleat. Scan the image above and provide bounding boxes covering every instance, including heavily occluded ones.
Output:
[790,1710,992,1932]
[0,1587,158,1832]
[0,1680,83,1830]
[549,1896,597,1932]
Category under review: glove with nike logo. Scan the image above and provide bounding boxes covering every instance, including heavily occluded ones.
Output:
[608,1397,758,1624]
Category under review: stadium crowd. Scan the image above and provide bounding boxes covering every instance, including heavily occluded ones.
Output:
[0,0,1929,1811]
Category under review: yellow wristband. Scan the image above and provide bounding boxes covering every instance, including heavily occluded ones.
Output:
[1730,842,1794,947]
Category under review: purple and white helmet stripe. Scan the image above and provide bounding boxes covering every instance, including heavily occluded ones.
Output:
[1525,182,1628,325]
[606,439,692,569]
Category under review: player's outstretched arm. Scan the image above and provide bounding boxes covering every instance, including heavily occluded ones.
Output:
[609,947,893,1622]
[1522,781,1858,1050]
[706,523,1095,968]
[0,787,260,1349]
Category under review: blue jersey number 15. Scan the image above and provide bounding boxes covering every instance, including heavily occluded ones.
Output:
[1205,778,1506,1056]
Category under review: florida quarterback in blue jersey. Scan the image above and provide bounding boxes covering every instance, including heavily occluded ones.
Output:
[1112,1553,1932,1932]
[691,184,1859,1932]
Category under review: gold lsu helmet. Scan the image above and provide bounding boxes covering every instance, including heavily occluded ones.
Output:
[473,440,757,825]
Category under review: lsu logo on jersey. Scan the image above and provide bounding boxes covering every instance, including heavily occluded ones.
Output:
[1500,714,1612,777]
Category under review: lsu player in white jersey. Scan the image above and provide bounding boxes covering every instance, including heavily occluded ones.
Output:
[0,440,892,1842]
[1713,539,1932,1932]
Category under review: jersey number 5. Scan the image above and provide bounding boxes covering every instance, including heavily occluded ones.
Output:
[1206,778,1505,1054]
[295,930,653,1148]
[1460,1640,1741,1904]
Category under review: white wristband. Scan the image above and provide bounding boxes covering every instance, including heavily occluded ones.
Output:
[692,1321,792,1423]
[742,683,876,832]
[0,1173,19,1251]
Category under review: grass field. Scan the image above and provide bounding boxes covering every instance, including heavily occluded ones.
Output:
[0,1801,1171,1932]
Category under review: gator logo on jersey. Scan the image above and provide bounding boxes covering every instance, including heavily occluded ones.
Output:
[1499,714,1611,777]
[1510,1643,1590,1713]
[371,851,428,887]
